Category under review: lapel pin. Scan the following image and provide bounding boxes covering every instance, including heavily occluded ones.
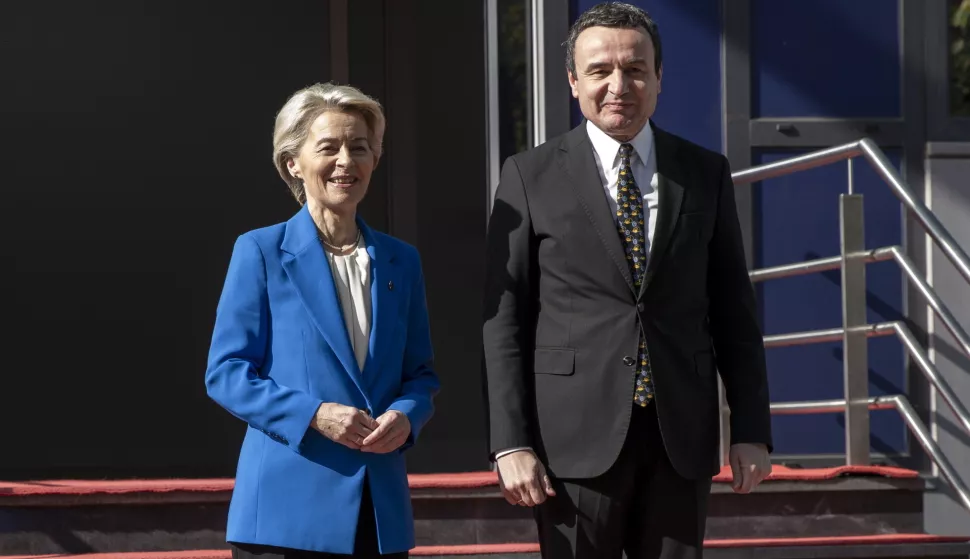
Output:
[388,280,394,291]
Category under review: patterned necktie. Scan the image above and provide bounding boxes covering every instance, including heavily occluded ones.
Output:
[615,143,654,407]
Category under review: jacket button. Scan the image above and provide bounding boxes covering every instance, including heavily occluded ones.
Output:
[637,302,645,312]
[623,356,635,366]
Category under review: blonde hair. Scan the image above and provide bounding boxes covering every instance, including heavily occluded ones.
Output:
[272,82,385,204]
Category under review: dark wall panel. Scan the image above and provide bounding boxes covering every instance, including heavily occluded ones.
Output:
[406,0,490,473]
[0,0,332,478]
[344,0,490,473]
[349,0,390,232]
[345,0,491,474]
[2,0,489,479]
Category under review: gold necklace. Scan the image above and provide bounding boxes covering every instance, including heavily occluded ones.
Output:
[319,229,362,253]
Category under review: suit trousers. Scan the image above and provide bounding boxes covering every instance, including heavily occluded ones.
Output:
[230,476,408,559]
[536,402,712,559]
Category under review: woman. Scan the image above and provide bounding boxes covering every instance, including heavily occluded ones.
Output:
[205,82,439,558]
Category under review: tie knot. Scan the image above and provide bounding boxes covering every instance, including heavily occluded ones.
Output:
[619,143,635,163]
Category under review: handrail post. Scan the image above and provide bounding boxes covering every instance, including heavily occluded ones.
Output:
[847,158,854,194]
[840,194,871,465]
[719,378,730,468]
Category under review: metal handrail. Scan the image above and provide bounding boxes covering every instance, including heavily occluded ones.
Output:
[762,322,894,348]
[748,247,894,283]
[891,322,970,435]
[749,240,970,436]
[721,138,970,512]
[888,246,970,361]
[759,320,970,437]
[731,138,970,287]
[750,245,970,368]
[768,395,970,512]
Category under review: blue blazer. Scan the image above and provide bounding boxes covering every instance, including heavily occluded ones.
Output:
[205,205,440,555]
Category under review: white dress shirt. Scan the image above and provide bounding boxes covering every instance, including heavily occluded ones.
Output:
[493,121,661,462]
[326,244,372,371]
[586,119,660,257]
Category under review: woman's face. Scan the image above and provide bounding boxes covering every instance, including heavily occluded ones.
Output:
[287,110,377,213]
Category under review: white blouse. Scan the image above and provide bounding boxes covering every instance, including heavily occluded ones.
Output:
[325,245,372,371]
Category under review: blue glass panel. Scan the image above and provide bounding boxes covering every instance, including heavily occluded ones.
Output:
[752,0,901,118]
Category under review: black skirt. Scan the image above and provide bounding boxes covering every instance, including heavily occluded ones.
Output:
[230,477,408,559]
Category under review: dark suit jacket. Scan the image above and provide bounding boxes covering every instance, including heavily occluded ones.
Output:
[482,121,772,481]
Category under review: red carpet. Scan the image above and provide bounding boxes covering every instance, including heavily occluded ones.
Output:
[3,553,233,559]
[711,464,919,483]
[0,479,233,497]
[413,536,970,553]
[411,543,540,555]
[4,535,970,558]
[0,465,918,498]
[704,534,970,548]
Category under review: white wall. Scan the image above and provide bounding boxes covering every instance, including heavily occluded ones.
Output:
[924,142,970,535]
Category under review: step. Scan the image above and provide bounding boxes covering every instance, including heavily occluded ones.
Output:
[0,466,934,555]
[4,536,970,559]
[0,465,922,505]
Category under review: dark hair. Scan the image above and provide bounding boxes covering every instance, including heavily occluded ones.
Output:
[564,2,662,75]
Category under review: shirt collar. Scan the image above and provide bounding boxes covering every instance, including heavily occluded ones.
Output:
[586,119,654,169]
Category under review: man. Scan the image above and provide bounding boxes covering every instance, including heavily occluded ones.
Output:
[482,3,773,558]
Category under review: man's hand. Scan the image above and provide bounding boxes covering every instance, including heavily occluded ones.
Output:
[312,403,380,450]
[360,410,411,454]
[729,443,772,493]
[495,450,556,507]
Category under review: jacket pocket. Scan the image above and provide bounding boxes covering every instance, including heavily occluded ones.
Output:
[679,212,715,242]
[534,348,575,375]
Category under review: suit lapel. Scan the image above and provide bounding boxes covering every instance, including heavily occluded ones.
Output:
[280,206,366,397]
[641,124,684,296]
[360,220,400,382]
[559,124,635,293]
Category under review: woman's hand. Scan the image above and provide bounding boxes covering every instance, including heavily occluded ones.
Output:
[311,403,380,450]
[360,410,411,454]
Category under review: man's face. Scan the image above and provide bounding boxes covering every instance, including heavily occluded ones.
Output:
[568,26,661,142]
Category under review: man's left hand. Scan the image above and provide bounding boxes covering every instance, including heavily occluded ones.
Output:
[360,410,411,453]
[728,443,771,493]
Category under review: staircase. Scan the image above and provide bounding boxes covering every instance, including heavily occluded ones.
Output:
[2,467,969,559]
